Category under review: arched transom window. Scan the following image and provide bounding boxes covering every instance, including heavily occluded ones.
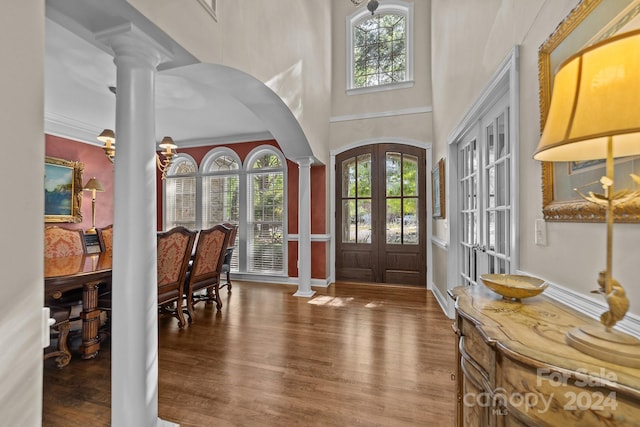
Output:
[347,1,414,93]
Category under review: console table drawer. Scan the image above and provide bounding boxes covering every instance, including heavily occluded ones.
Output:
[461,317,494,379]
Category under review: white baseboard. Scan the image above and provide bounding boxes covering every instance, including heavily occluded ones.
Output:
[518,270,640,339]
[229,274,332,288]
[431,284,454,319]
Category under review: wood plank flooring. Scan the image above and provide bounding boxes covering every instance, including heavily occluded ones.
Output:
[43,281,457,426]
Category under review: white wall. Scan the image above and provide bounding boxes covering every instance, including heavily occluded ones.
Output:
[0,1,46,425]
[430,0,640,317]
[329,0,433,152]
[129,0,333,165]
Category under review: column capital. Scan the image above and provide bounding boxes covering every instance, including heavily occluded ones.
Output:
[96,23,173,69]
[294,156,315,167]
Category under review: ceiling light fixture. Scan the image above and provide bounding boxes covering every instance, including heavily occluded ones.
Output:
[351,0,379,15]
[97,130,178,180]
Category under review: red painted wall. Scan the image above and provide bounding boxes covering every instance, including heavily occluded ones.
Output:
[47,136,327,280]
[45,134,115,231]
[157,140,327,279]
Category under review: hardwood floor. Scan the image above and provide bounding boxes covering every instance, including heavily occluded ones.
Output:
[43,281,457,426]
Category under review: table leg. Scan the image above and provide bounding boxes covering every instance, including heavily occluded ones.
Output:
[80,281,101,359]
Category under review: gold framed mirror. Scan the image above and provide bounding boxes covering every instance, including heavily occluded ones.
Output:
[538,0,640,222]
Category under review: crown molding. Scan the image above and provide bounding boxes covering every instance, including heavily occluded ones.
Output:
[330,106,432,123]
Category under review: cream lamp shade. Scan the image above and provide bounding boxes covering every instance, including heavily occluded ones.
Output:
[83,177,105,193]
[533,29,640,369]
[534,29,640,162]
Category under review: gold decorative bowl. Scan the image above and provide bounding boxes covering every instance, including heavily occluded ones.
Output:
[479,274,548,301]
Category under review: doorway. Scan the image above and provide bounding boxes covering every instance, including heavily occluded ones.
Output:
[335,143,427,286]
[456,93,515,286]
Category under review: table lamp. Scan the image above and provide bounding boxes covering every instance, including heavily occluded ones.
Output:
[83,177,104,234]
[534,29,640,367]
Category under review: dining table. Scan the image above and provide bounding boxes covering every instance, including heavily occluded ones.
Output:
[44,251,112,359]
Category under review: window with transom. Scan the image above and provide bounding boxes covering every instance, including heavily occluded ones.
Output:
[201,149,240,228]
[165,155,197,230]
[246,147,286,274]
[347,1,414,93]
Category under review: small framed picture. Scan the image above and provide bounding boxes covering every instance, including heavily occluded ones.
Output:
[432,158,445,219]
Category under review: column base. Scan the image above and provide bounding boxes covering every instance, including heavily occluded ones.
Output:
[293,288,316,298]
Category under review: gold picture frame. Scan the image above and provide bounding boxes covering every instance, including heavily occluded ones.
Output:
[432,158,445,219]
[538,0,640,222]
[45,156,83,223]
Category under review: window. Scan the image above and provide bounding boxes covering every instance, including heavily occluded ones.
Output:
[246,148,286,274]
[201,149,241,271]
[165,155,197,230]
[163,146,287,278]
[346,1,414,93]
[201,149,240,228]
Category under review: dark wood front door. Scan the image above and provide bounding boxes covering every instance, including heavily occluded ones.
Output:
[336,144,426,286]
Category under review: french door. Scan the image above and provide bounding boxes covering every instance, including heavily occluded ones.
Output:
[458,95,513,286]
[335,144,426,286]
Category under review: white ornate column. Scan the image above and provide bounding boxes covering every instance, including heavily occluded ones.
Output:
[97,24,173,427]
[293,157,315,297]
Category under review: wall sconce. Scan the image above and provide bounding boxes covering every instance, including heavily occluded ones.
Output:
[351,0,379,15]
[83,177,104,234]
[97,130,177,180]
[534,29,640,367]
[156,136,178,180]
[98,129,115,163]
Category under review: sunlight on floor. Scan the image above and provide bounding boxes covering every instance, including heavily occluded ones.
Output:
[307,295,355,307]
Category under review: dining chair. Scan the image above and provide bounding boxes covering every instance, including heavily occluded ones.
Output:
[44,226,86,258]
[184,224,231,317]
[43,305,72,368]
[98,227,196,332]
[44,226,87,335]
[219,223,238,293]
[157,226,197,328]
[96,224,113,252]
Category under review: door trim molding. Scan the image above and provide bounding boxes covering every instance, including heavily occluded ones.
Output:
[330,138,433,288]
[440,45,520,319]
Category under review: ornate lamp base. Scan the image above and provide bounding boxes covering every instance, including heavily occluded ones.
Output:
[567,325,640,369]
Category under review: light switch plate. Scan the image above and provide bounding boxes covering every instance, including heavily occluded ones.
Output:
[535,219,547,246]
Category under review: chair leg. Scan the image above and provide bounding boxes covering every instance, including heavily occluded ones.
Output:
[44,320,72,368]
[175,298,186,329]
[226,271,232,292]
[214,283,223,310]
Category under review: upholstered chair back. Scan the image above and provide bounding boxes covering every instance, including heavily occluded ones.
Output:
[97,224,113,252]
[44,226,86,258]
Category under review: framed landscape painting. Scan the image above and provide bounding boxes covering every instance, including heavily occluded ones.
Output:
[45,156,83,223]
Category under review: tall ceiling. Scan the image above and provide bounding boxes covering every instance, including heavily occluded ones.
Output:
[45,0,314,160]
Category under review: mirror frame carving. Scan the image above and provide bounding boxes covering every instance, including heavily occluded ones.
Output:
[538,0,640,222]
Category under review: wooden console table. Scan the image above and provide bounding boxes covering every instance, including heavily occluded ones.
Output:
[452,285,640,426]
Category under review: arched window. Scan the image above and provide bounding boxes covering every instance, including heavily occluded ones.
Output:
[346,1,414,93]
[164,154,197,230]
[201,148,241,228]
[246,147,286,274]
[201,148,241,273]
